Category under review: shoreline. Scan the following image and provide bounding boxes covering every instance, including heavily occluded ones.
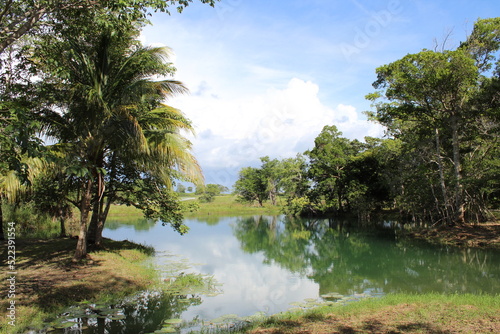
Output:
[1,214,499,333]
[407,221,500,249]
[0,238,158,334]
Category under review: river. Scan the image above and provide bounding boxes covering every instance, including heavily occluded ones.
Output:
[45,215,500,333]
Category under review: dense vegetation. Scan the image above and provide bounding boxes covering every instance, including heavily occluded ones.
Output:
[0,0,219,260]
[1,1,498,263]
[234,17,500,226]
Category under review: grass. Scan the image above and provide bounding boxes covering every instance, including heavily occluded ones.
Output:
[240,293,500,333]
[106,195,281,222]
[183,195,281,217]
[107,204,145,222]
[0,237,158,334]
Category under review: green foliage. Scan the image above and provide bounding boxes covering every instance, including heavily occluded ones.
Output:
[176,184,186,193]
[234,167,268,206]
[281,196,313,217]
[197,184,228,202]
[33,14,202,255]
[0,0,220,52]
[234,155,309,209]
[365,17,500,224]
[2,201,60,238]
[119,178,199,235]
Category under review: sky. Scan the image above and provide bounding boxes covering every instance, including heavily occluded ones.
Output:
[140,0,500,188]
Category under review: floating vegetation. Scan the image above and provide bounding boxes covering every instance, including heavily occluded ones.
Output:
[163,272,223,298]
[320,292,344,300]
[39,256,223,334]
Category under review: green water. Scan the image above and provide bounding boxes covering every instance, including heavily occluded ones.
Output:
[44,215,499,333]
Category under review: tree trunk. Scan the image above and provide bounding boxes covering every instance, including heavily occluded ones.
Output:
[450,114,465,224]
[87,170,105,244]
[434,127,452,224]
[87,198,101,244]
[94,195,113,247]
[59,206,67,238]
[74,177,93,261]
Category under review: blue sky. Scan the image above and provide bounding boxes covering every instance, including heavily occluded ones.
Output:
[141,0,500,188]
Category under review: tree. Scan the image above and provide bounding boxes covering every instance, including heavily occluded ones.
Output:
[196,183,228,202]
[38,18,201,259]
[305,125,362,214]
[366,17,500,225]
[278,154,309,200]
[0,0,220,53]
[177,184,186,193]
[234,167,268,206]
[198,184,220,202]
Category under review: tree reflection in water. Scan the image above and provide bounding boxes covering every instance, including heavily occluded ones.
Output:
[47,290,201,334]
[232,216,500,296]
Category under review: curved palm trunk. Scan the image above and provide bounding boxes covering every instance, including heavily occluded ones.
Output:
[94,196,113,246]
[87,163,105,244]
[87,198,101,244]
[74,177,93,261]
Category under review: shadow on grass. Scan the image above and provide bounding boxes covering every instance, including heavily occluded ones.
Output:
[337,321,452,334]
[1,237,155,313]
[10,237,154,270]
[90,238,155,256]
[260,319,302,333]
[397,322,451,333]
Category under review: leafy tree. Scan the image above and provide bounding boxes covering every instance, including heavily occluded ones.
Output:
[0,36,47,239]
[234,167,268,206]
[279,154,309,199]
[177,184,186,193]
[305,125,362,214]
[37,17,201,259]
[197,184,219,202]
[196,183,228,202]
[366,18,500,225]
[0,0,220,53]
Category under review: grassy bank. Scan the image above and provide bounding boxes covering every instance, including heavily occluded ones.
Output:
[0,238,157,334]
[243,293,500,333]
[183,194,281,217]
[106,195,281,221]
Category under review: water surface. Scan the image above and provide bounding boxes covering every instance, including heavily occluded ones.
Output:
[46,215,500,333]
[104,216,500,316]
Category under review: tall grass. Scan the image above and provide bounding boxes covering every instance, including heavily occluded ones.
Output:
[2,202,71,238]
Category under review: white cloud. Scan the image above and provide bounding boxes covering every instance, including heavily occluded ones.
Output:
[172,78,385,175]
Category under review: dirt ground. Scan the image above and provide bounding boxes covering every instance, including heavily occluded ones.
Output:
[250,303,500,333]
[409,221,500,249]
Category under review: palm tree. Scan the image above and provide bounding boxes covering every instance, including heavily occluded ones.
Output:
[0,157,46,239]
[41,26,202,260]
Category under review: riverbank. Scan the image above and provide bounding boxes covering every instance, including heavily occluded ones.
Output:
[0,238,157,334]
[183,194,281,217]
[408,221,500,249]
[245,294,500,333]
